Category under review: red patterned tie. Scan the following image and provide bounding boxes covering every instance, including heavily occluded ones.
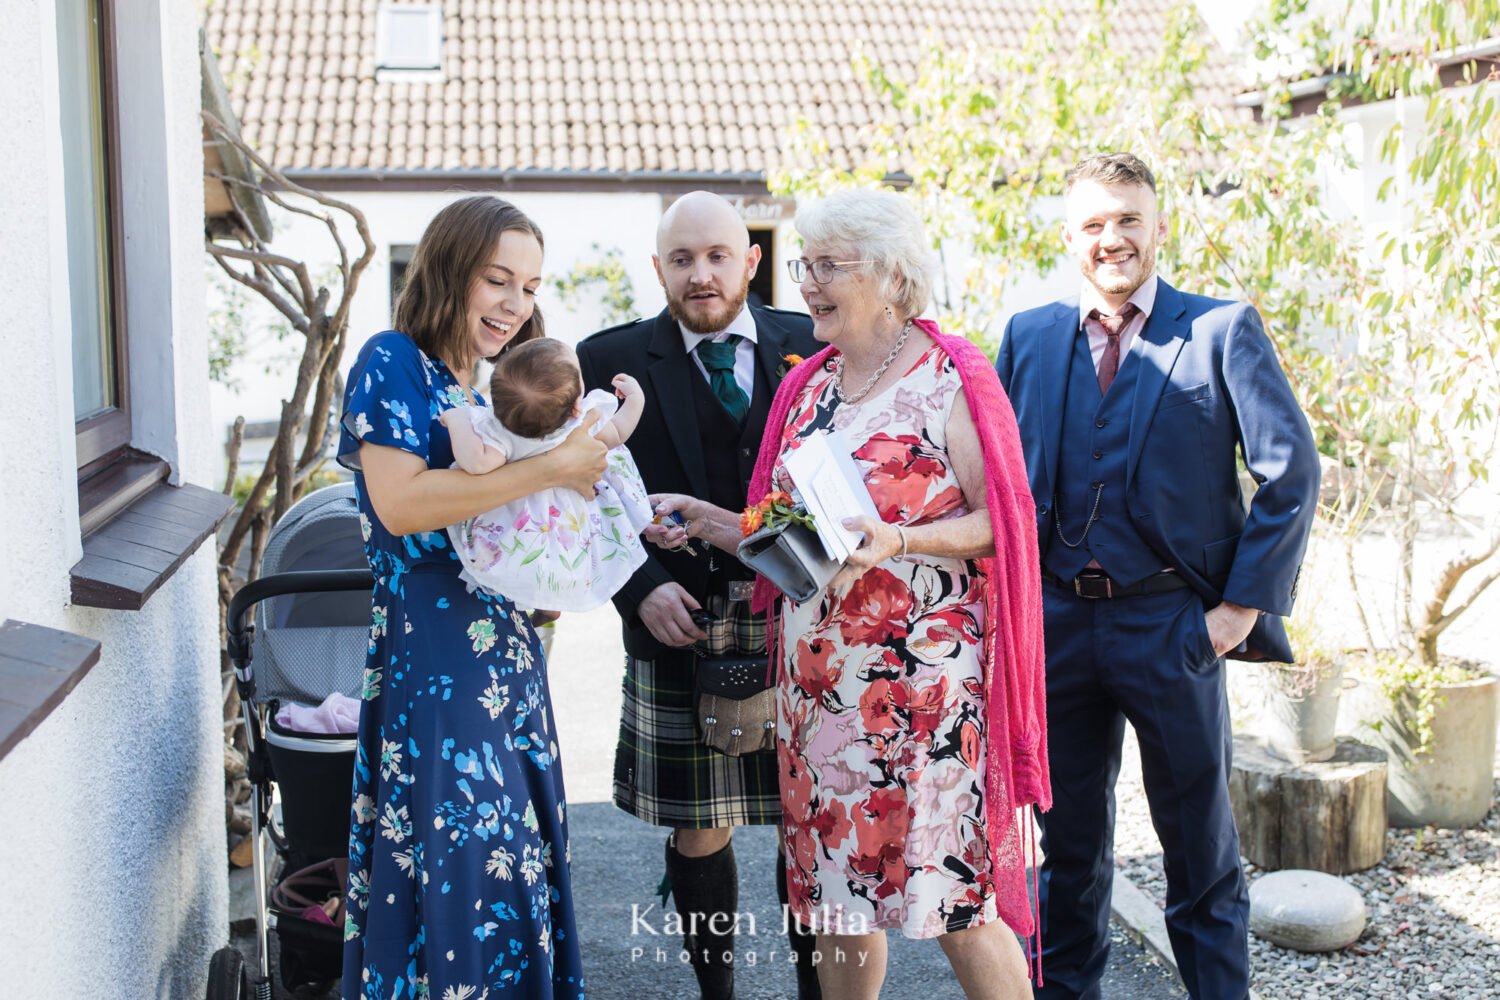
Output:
[1090,303,1139,396]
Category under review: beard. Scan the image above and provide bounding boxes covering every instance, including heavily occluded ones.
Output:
[666,279,751,335]
[1086,242,1159,299]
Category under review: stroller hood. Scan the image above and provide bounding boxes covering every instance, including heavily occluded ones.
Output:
[252,483,370,705]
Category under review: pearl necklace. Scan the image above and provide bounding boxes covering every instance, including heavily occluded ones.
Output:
[833,320,912,405]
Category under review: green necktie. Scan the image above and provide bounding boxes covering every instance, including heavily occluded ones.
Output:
[696,337,749,425]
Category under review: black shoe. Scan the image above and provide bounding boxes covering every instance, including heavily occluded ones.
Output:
[665,835,738,1000]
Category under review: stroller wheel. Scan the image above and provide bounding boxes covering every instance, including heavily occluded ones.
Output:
[205,946,250,1000]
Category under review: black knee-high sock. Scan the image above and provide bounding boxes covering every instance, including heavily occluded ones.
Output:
[776,851,823,1000]
[665,835,737,1000]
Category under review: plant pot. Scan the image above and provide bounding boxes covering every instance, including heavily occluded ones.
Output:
[1339,667,1498,828]
[1263,657,1348,764]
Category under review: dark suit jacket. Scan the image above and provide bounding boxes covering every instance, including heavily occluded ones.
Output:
[994,279,1321,662]
[576,304,820,657]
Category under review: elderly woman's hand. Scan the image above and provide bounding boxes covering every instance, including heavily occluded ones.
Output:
[827,515,905,591]
[642,493,701,549]
[645,494,743,555]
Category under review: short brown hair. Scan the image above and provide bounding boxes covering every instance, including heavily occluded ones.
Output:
[490,338,581,438]
[1063,153,1157,195]
[394,196,546,370]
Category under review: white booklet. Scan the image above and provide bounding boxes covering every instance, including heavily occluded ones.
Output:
[781,429,881,563]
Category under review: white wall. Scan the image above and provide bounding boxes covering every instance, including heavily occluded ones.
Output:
[0,1,226,995]
[0,0,83,584]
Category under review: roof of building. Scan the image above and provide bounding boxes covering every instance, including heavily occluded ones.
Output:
[203,0,1235,181]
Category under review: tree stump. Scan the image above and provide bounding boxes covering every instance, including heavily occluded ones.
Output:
[1229,735,1388,874]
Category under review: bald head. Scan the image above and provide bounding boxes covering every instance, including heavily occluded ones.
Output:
[656,191,750,256]
[653,191,761,334]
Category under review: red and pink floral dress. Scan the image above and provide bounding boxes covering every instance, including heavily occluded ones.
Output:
[772,344,996,939]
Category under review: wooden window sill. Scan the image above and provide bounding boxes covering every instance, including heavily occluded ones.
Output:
[0,620,102,762]
[70,481,236,610]
[78,449,169,535]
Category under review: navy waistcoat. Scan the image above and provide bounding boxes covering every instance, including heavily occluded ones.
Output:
[1043,329,1164,585]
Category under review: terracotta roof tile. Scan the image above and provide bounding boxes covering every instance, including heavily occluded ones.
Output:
[205,0,1236,177]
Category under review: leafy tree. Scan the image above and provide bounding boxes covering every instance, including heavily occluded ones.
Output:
[549,244,637,327]
[203,108,376,844]
[206,263,295,391]
[204,111,376,579]
[770,1,1500,680]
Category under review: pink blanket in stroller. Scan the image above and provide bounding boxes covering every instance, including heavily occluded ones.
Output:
[274,692,360,734]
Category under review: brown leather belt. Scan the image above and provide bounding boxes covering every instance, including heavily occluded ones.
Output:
[1042,568,1189,599]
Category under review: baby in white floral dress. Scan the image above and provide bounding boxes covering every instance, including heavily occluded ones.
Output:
[440,337,652,611]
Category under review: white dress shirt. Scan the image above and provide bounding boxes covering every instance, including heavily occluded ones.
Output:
[679,303,758,400]
[1078,275,1159,373]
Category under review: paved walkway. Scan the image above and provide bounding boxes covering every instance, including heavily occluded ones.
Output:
[232,602,1187,998]
[234,524,1500,996]
[569,803,1184,999]
[553,605,1186,999]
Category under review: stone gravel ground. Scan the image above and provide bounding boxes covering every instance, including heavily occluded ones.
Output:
[1114,725,1500,1000]
[1104,528,1500,999]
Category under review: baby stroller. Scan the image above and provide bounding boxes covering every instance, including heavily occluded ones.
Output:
[207,483,373,1000]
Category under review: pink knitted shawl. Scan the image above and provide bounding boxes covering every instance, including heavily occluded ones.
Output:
[748,318,1051,941]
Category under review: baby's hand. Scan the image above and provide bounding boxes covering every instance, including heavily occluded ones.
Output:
[612,374,643,400]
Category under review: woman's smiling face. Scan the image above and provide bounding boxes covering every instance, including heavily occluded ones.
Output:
[797,242,885,346]
[466,228,543,362]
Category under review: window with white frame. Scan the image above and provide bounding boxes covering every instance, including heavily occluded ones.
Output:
[375,4,443,80]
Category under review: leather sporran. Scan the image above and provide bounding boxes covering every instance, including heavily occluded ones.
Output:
[694,655,775,756]
[691,593,775,756]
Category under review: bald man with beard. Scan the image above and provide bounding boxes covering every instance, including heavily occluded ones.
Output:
[577,192,821,999]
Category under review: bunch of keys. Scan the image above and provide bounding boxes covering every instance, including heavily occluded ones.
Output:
[653,509,697,556]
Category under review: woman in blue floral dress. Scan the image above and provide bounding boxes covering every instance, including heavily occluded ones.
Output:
[338,197,606,999]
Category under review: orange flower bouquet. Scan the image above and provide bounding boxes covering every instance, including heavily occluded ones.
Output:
[740,490,816,538]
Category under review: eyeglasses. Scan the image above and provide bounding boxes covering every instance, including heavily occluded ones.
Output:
[786,258,874,284]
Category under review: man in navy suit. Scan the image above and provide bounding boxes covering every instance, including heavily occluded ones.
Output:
[995,154,1320,1000]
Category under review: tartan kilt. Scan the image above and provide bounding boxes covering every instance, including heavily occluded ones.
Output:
[613,593,783,828]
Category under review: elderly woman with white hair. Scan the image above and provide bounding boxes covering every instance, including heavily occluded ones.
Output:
[652,188,1049,999]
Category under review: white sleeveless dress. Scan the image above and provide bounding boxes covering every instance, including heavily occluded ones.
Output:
[448,389,652,611]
